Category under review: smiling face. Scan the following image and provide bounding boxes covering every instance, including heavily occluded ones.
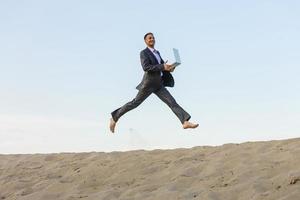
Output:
[144,33,155,48]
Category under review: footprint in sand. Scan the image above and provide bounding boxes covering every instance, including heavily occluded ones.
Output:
[289,171,300,185]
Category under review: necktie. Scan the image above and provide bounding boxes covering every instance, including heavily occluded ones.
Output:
[153,49,161,63]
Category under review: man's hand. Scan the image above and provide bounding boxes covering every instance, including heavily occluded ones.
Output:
[164,63,175,72]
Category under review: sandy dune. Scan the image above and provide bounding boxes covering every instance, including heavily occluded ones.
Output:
[1,138,300,200]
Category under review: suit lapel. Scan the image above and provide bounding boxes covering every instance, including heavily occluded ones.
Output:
[145,48,160,64]
[157,51,164,64]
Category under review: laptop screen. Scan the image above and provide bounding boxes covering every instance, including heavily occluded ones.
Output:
[173,48,181,64]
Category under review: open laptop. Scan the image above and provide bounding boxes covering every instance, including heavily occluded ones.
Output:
[171,48,181,67]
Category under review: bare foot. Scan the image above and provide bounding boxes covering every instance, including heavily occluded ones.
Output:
[109,118,116,133]
[183,121,199,129]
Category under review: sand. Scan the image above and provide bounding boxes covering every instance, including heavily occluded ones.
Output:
[0,138,300,200]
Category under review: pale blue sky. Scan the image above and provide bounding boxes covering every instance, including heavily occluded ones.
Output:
[1,1,299,154]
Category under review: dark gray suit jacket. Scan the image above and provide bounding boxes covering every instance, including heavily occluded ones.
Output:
[136,47,174,90]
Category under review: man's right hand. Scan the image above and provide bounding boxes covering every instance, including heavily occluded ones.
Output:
[164,64,175,72]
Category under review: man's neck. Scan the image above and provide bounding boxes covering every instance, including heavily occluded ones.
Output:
[147,45,155,49]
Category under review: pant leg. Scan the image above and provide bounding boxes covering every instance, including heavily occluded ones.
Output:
[154,87,191,124]
[111,88,153,122]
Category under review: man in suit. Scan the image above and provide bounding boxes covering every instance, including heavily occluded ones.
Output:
[109,32,198,133]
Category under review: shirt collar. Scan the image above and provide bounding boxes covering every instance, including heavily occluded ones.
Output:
[148,47,156,53]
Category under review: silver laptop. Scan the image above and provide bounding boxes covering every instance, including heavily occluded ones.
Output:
[171,48,181,67]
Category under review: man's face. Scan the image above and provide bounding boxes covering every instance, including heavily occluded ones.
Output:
[145,34,155,47]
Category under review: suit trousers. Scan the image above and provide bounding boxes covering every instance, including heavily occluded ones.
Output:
[111,86,191,124]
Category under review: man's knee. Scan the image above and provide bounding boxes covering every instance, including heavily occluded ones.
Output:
[164,97,177,107]
[129,98,143,108]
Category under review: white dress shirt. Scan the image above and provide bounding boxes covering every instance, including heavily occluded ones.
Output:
[148,47,162,64]
[148,47,163,76]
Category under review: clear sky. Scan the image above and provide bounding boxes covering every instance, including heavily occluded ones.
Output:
[1,0,299,154]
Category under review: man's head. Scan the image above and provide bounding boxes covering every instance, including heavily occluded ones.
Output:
[144,32,155,48]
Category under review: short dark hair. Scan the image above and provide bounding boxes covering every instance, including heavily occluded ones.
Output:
[144,32,153,40]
